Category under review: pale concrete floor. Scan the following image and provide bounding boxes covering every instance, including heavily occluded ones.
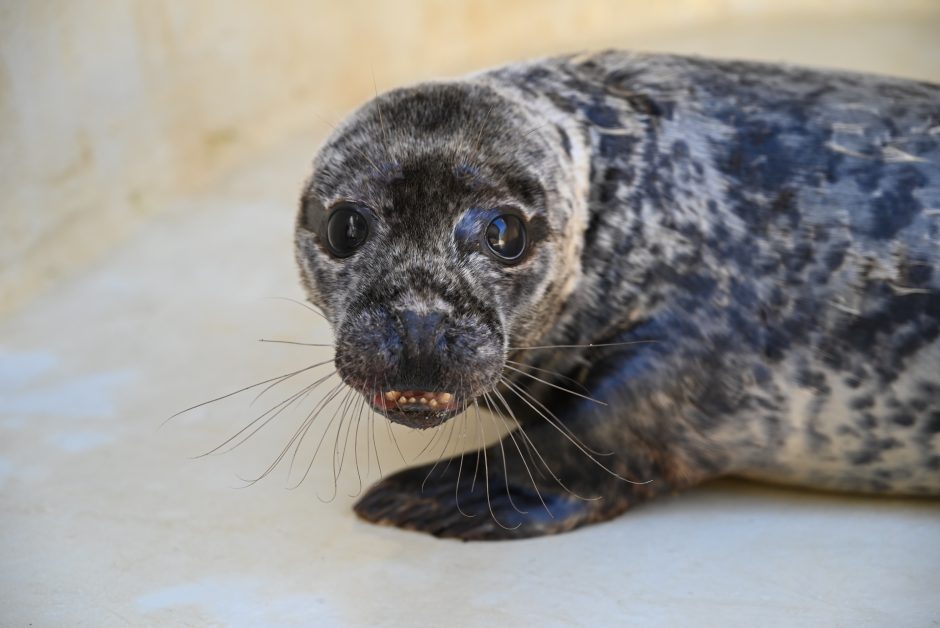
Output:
[4,15,940,627]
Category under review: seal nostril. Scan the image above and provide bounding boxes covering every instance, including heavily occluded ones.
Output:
[399,309,448,360]
[400,310,445,334]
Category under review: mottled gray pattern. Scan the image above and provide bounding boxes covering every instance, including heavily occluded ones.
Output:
[296,51,940,539]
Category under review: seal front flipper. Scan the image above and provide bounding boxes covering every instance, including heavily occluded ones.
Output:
[353,416,673,540]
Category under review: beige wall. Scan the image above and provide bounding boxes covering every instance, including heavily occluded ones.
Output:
[2,0,939,316]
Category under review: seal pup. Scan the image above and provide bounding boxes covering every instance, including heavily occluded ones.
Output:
[294,51,940,540]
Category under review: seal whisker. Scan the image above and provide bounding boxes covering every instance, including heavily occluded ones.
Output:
[469,402,485,496]
[443,394,471,479]
[294,386,353,495]
[371,66,393,164]
[249,357,334,406]
[508,340,657,350]
[321,388,359,500]
[505,359,592,395]
[480,396,529,516]
[454,404,475,519]
[280,382,346,484]
[420,415,458,493]
[347,391,367,497]
[521,122,551,139]
[436,416,460,476]
[233,380,344,488]
[466,102,499,167]
[194,370,336,459]
[166,361,328,426]
[334,389,361,492]
[226,376,330,456]
[486,390,600,503]
[257,339,334,348]
[503,364,607,406]
[493,390,600,501]
[381,374,408,464]
[307,108,388,177]
[264,296,329,321]
[493,391,600,506]
[484,390,543,479]
[499,377,612,456]
[362,382,372,481]
[282,382,346,482]
[302,390,354,498]
[368,378,384,479]
[482,396,550,515]
[477,395,522,531]
[499,378,649,486]
[413,421,445,462]
[324,391,352,500]
[385,417,407,464]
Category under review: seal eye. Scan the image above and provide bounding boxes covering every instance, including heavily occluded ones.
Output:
[326,204,369,258]
[484,213,526,262]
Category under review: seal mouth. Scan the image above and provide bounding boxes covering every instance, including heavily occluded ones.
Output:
[371,389,460,429]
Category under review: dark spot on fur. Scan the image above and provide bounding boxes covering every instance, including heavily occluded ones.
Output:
[771,188,800,230]
[555,124,572,158]
[866,166,928,239]
[672,140,690,161]
[585,102,620,128]
[850,395,875,410]
[925,412,940,434]
[891,412,916,427]
[850,448,880,465]
[824,246,847,272]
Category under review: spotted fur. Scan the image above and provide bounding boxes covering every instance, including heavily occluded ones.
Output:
[296,51,940,539]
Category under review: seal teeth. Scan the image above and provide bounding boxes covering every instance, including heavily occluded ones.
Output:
[381,390,457,410]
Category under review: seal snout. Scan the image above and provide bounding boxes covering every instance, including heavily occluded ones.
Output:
[335,300,504,429]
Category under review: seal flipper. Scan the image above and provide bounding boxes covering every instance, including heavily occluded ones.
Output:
[354,448,626,540]
[353,418,666,540]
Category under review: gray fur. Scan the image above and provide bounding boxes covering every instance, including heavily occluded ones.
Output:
[296,51,940,539]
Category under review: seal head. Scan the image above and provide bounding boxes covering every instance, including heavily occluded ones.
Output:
[295,81,585,428]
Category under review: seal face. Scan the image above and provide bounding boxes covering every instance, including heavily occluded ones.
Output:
[296,51,940,539]
[296,81,583,430]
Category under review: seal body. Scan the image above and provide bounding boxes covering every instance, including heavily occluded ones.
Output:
[295,51,940,539]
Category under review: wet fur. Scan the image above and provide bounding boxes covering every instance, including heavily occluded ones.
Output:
[296,51,940,540]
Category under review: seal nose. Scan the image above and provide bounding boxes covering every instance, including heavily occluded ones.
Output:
[399,309,446,363]
[333,299,503,404]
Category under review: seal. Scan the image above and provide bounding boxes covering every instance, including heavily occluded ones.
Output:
[294,51,940,540]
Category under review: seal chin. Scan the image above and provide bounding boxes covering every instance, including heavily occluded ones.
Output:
[371,389,460,429]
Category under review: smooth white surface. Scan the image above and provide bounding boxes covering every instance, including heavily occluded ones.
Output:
[2,127,939,627]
